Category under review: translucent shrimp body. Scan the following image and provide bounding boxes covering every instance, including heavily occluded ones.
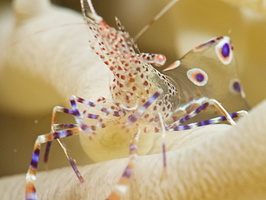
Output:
[79,0,178,162]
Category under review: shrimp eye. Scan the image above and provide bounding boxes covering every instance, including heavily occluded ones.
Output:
[215,36,233,65]
[187,68,208,86]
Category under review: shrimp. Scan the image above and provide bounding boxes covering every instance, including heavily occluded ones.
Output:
[25,0,248,199]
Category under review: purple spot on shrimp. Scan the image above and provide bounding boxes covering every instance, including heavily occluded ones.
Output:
[221,43,230,58]
[233,81,241,93]
[195,73,204,82]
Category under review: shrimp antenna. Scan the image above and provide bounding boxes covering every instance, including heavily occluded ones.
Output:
[80,0,102,23]
[134,0,179,41]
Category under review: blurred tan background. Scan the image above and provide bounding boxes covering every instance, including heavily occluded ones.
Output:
[0,0,266,178]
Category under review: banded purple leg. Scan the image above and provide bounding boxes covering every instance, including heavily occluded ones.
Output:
[56,139,84,183]
[106,90,162,200]
[169,110,247,131]
[44,125,79,164]
[47,120,85,184]
[162,101,247,176]
[26,127,81,200]
[107,130,140,200]
[43,96,84,166]
[42,97,84,183]
[169,98,241,129]
[44,94,124,154]
[158,109,244,177]
[43,95,125,179]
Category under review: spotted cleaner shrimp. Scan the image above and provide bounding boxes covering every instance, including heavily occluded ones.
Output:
[25,0,249,199]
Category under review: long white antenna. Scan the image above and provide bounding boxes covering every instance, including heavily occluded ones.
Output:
[134,0,179,41]
[87,0,97,17]
[81,0,102,23]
